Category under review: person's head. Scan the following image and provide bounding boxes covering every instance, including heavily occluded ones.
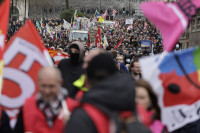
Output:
[86,52,117,88]
[135,79,161,120]
[82,49,102,70]
[130,59,141,75]
[37,67,62,103]
[69,41,85,64]
[116,55,124,64]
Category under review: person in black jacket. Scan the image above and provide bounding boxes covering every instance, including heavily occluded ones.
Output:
[0,108,24,133]
[58,41,85,96]
[65,52,151,133]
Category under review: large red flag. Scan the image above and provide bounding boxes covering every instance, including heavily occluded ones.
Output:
[114,38,123,49]
[87,32,91,47]
[1,19,53,128]
[95,27,101,49]
[0,0,10,99]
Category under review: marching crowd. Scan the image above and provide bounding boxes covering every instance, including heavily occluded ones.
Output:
[1,17,187,133]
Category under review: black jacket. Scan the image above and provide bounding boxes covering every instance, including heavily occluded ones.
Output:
[58,42,85,95]
[65,72,137,133]
[172,119,200,133]
[0,109,24,133]
[58,59,84,95]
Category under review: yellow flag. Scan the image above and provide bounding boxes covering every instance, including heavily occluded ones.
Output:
[98,16,104,23]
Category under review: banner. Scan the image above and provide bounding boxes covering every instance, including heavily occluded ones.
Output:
[140,47,200,132]
[47,48,69,66]
[126,19,133,25]
[141,40,151,47]
[0,0,10,99]
[1,20,53,128]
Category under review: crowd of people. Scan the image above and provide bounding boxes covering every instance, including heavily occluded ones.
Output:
[1,16,187,133]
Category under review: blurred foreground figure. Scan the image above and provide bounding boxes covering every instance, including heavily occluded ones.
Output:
[136,79,168,133]
[23,67,70,133]
[65,52,150,133]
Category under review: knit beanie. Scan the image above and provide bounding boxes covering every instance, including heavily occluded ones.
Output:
[86,53,117,81]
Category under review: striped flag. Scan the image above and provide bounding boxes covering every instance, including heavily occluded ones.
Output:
[113,9,117,16]
[102,10,108,19]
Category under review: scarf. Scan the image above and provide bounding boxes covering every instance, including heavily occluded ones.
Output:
[36,89,68,128]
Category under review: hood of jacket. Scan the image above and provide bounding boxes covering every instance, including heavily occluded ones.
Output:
[70,41,85,63]
[81,72,136,113]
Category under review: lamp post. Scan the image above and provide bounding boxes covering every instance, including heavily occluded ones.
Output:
[24,0,26,22]
[129,0,132,17]
[12,0,13,14]
[100,0,101,12]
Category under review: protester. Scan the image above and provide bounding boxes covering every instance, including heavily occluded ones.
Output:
[130,59,142,80]
[135,79,168,133]
[64,50,142,133]
[0,108,24,133]
[58,41,85,95]
[23,67,69,133]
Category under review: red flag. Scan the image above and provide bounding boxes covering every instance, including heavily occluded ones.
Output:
[95,27,101,49]
[114,38,123,49]
[102,10,108,19]
[113,9,117,16]
[0,0,10,58]
[1,19,53,127]
[0,0,10,103]
[87,32,91,47]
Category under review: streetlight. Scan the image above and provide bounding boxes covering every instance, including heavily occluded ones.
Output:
[128,0,133,17]
[12,0,13,14]
[24,0,26,22]
[100,0,101,12]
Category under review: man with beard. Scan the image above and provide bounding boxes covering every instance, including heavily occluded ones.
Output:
[130,59,142,80]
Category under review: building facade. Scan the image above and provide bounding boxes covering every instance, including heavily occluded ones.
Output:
[11,0,29,21]
[68,0,144,18]
[180,12,200,49]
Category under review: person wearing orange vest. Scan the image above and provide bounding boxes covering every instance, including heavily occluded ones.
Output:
[65,51,137,133]
[23,67,77,133]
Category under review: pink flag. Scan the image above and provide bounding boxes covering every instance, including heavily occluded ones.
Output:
[102,10,108,19]
[140,0,200,52]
